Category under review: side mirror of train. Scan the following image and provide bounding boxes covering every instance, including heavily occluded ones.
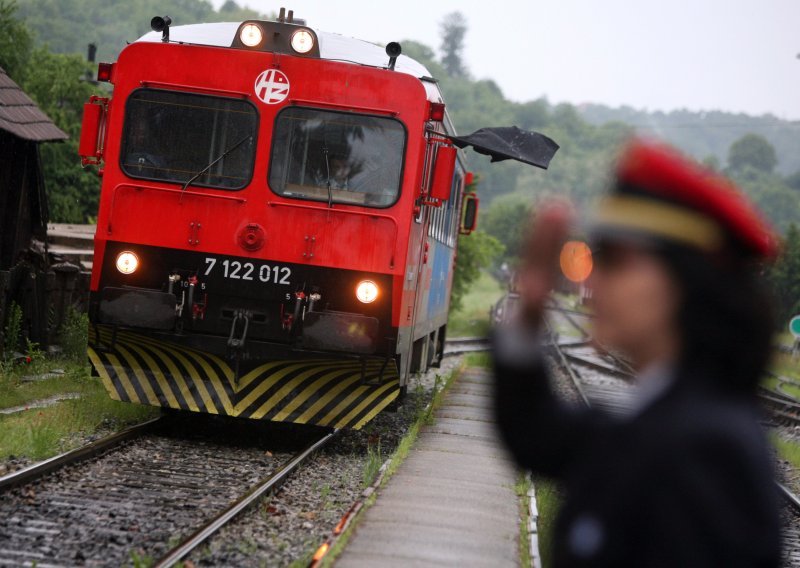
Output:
[79,95,108,167]
[460,193,479,235]
[429,145,457,203]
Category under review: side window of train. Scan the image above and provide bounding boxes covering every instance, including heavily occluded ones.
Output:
[446,173,463,247]
[120,89,259,190]
[416,139,436,224]
[425,160,462,246]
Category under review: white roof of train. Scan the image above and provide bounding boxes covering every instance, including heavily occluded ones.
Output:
[136,22,433,80]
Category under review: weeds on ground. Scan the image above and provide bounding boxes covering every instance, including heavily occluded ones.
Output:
[24,338,45,365]
[236,538,258,555]
[362,440,382,488]
[423,374,444,425]
[534,477,562,568]
[772,352,800,381]
[0,303,158,462]
[0,362,86,410]
[288,546,315,568]
[1,303,24,376]
[772,434,800,470]
[166,534,183,549]
[60,307,89,362]
[515,473,533,568]
[2,302,23,357]
[766,353,800,399]
[0,385,158,460]
[129,549,154,568]
[465,351,492,369]
[319,483,332,509]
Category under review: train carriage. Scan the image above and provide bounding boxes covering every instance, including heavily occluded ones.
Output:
[79,12,481,429]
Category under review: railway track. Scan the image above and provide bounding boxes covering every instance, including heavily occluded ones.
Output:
[546,305,800,566]
[760,386,800,428]
[443,336,490,356]
[0,416,335,567]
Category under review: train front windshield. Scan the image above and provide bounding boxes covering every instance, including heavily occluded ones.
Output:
[269,108,406,208]
[120,89,258,190]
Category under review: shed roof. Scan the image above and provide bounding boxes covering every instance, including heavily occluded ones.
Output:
[0,66,68,142]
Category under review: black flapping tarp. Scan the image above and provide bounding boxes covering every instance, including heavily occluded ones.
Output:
[444,126,559,170]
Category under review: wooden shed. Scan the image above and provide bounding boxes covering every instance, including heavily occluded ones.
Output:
[0,65,68,351]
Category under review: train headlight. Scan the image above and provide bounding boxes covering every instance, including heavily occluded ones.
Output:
[240,23,263,47]
[291,29,314,54]
[116,251,139,275]
[356,280,379,304]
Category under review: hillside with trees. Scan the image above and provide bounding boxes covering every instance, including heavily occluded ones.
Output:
[579,103,800,175]
[3,2,800,323]
[4,1,799,227]
[14,0,269,63]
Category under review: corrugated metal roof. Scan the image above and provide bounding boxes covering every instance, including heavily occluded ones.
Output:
[0,66,68,142]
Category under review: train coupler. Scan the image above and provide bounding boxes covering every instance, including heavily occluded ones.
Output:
[227,309,250,350]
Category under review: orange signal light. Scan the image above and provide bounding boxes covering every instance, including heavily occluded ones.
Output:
[560,240,593,283]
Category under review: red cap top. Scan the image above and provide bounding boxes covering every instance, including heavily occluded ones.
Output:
[614,139,779,259]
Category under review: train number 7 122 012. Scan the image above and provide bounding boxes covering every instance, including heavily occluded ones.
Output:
[204,257,292,285]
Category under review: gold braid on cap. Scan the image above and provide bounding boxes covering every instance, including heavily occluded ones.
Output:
[595,195,725,251]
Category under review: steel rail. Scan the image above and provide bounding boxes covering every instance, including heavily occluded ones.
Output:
[0,417,162,492]
[443,336,491,357]
[546,300,591,340]
[153,429,339,568]
[777,482,800,514]
[544,317,590,407]
[562,351,635,381]
[446,336,489,344]
[548,299,637,376]
[546,304,597,319]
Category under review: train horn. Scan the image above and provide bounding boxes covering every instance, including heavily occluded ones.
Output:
[386,42,401,71]
[150,15,172,43]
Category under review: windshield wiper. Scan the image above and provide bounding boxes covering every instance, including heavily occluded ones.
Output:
[179,134,251,203]
[322,145,333,208]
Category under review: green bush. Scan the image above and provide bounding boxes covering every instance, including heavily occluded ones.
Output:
[61,307,88,361]
[3,302,23,357]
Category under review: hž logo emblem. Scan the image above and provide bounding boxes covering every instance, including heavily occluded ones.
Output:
[254,69,290,104]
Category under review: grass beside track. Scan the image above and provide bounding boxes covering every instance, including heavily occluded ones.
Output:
[773,434,800,470]
[769,352,800,398]
[515,474,533,568]
[0,361,158,461]
[447,271,505,337]
[534,478,561,568]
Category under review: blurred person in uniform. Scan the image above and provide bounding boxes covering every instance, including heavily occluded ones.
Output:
[492,139,782,567]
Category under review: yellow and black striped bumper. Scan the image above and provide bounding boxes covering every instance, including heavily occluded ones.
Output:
[88,325,400,430]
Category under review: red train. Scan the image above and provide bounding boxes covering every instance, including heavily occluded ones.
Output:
[78,11,484,429]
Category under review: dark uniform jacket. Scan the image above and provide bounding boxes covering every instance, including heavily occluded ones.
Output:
[492,333,781,567]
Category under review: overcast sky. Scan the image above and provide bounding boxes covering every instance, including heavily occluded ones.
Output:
[211,0,798,120]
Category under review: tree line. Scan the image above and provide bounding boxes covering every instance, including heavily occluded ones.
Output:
[433,12,800,326]
[2,2,800,325]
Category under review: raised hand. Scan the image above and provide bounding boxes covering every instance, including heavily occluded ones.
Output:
[516,199,574,328]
